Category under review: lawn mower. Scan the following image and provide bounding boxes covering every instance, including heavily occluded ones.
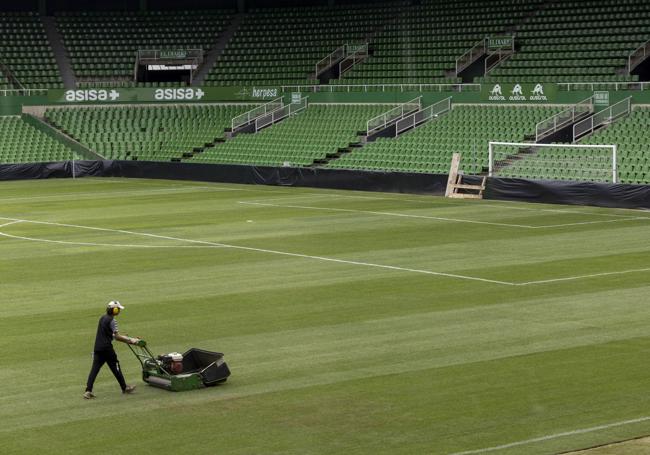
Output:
[127,339,230,392]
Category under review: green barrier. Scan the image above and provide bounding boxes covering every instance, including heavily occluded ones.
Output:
[46,86,284,103]
[481,82,558,103]
[3,84,650,114]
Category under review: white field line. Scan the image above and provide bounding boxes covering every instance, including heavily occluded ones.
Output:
[0,231,221,249]
[519,267,650,286]
[448,415,650,455]
[0,216,514,286]
[0,185,245,203]
[0,220,22,228]
[239,202,537,229]
[480,202,650,220]
[3,216,650,287]
[238,201,646,229]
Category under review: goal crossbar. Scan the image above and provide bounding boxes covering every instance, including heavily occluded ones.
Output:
[488,141,618,183]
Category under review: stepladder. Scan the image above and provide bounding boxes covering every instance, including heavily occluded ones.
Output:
[445,153,486,199]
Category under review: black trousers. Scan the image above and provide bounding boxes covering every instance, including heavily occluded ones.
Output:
[85,348,127,392]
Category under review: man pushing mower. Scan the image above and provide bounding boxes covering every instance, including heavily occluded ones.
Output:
[83,300,141,399]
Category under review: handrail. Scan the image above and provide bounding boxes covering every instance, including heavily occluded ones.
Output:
[394,96,452,137]
[315,46,346,77]
[456,39,486,76]
[573,96,632,142]
[558,81,650,91]
[137,49,204,61]
[0,88,48,96]
[366,96,421,135]
[535,96,594,142]
[232,96,283,131]
[339,43,369,77]
[254,96,308,132]
[627,39,650,74]
[282,83,480,93]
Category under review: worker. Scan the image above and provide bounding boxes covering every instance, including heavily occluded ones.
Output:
[83,300,139,399]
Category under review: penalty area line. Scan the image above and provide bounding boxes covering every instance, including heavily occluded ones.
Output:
[0,215,514,286]
[0,231,223,249]
[448,415,650,455]
[239,202,645,229]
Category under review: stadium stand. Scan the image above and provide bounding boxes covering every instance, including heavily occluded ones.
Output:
[580,107,650,184]
[56,10,234,86]
[0,12,63,89]
[0,115,75,163]
[341,0,545,85]
[482,0,648,83]
[492,108,650,184]
[193,104,388,166]
[327,105,561,173]
[44,105,250,161]
[0,73,11,90]
[204,2,403,86]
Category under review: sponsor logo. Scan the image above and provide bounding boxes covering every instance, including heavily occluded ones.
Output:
[593,91,609,106]
[529,83,548,101]
[509,83,525,101]
[64,89,120,102]
[488,84,505,101]
[251,87,278,98]
[153,88,204,101]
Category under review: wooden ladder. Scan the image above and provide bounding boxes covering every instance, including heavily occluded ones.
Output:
[445,153,487,199]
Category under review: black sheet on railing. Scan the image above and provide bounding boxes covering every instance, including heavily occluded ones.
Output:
[1,160,649,209]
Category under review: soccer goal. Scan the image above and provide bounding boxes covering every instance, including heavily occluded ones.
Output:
[488,141,618,183]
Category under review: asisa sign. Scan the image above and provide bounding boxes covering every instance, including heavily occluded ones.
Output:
[64,89,120,102]
[483,83,556,102]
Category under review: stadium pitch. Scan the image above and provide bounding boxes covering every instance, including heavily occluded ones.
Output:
[2,177,650,454]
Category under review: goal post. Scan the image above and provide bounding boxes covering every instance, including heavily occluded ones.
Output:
[488,141,618,183]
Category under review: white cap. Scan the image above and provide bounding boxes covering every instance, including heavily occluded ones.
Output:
[107,300,125,310]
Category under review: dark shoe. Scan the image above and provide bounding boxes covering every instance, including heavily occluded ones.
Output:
[83,391,95,399]
[123,385,136,394]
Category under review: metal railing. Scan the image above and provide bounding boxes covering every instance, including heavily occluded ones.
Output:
[232,97,283,131]
[535,96,594,142]
[456,40,486,76]
[315,46,346,77]
[137,49,203,62]
[627,39,650,74]
[282,83,480,94]
[0,88,48,96]
[339,43,369,77]
[254,96,308,132]
[558,81,650,91]
[573,97,632,142]
[485,48,514,74]
[394,96,452,137]
[366,96,421,135]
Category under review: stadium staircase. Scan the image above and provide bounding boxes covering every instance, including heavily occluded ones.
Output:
[191,13,244,87]
[192,105,387,167]
[342,0,544,85]
[44,105,250,161]
[22,110,102,160]
[580,107,650,184]
[326,105,561,174]
[204,2,402,87]
[481,0,649,83]
[42,16,75,89]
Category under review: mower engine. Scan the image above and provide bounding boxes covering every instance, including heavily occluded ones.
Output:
[158,352,184,374]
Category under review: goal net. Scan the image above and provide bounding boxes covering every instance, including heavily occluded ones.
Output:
[488,141,618,183]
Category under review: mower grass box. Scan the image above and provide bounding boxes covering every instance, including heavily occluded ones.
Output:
[128,341,230,392]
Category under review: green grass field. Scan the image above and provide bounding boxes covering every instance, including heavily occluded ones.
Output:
[2,177,650,455]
